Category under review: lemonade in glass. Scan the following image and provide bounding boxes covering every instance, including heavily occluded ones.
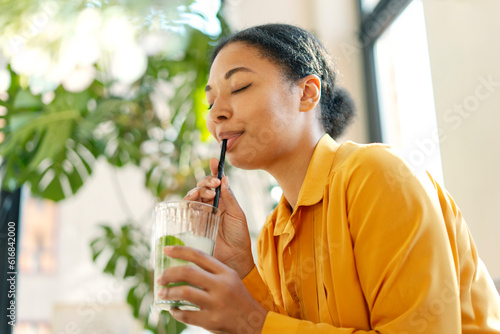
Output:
[153,201,220,311]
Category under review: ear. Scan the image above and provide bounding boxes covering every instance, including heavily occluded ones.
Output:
[298,74,321,112]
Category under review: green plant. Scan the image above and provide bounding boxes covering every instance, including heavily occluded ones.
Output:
[90,223,187,333]
[0,1,230,332]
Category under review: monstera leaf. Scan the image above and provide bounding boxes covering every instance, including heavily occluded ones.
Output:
[0,75,96,200]
[0,0,224,201]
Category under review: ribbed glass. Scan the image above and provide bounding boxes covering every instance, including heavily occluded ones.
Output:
[153,200,221,311]
[154,200,220,244]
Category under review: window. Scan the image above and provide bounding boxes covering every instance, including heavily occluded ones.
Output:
[360,0,382,14]
[18,189,58,274]
[359,0,443,182]
[13,322,51,334]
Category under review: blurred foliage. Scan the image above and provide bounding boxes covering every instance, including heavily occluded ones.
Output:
[90,223,188,333]
[0,1,225,201]
[0,0,231,332]
[0,28,214,201]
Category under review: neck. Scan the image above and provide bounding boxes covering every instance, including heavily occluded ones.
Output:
[267,132,323,210]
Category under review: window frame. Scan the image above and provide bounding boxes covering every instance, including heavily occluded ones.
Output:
[357,0,414,142]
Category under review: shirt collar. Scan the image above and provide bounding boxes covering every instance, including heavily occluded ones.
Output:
[295,134,339,207]
[273,134,339,235]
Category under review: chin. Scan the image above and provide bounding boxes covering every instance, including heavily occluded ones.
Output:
[227,150,261,170]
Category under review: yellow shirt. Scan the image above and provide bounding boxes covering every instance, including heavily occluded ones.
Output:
[243,134,500,333]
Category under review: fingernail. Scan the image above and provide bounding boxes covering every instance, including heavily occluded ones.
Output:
[159,288,168,298]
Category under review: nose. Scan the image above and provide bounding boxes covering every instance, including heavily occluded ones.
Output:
[208,101,232,124]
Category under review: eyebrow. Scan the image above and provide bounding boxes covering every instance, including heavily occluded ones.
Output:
[205,67,255,92]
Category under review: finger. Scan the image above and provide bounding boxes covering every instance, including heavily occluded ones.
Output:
[157,263,215,290]
[209,158,219,176]
[157,280,211,310]
[196,176,220,189]
[198,187,216,200]
[169,307,209,328]
[219,175,242,211]
[183,188,200,201]
[164,245,227,274]
[184,187,216,202]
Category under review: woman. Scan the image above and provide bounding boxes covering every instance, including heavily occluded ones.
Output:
[156,24,500,333]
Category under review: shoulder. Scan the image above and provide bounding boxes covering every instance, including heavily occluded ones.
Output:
[334,141,402,167]
[333,141,413,177]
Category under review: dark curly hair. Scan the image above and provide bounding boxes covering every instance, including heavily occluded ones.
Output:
[210,23,355,139]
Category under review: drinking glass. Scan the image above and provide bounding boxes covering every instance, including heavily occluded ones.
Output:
[153,200,220,311]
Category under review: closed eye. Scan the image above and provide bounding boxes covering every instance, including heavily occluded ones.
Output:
[207,83,253,110]
[232,83,252,94]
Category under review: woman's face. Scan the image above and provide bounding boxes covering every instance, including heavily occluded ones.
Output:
[206,42,306,170]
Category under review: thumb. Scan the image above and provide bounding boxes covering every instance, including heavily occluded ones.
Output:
[210,158,239,209]
[209,158,219,177]
[220,175,241,210]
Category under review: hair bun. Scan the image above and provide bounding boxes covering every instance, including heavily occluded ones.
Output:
[332,87,355,114]
[322,87,356,139]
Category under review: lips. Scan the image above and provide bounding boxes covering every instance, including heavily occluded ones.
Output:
[218,131,244,151]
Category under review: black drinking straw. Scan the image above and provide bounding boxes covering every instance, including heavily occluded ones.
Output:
[213,139,227,211]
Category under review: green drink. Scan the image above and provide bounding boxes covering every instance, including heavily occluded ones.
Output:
[153,201,220,311]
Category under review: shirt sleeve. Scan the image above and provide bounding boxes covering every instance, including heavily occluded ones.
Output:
[242,265,287,314]
[340,145,461,332]
[253,145,464,333]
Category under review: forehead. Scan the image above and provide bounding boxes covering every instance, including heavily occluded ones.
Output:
[208,42,280,81]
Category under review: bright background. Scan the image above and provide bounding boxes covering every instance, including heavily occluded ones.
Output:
[6,0,500,332]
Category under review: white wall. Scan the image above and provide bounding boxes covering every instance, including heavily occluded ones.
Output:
[423,0,500,278]
[310,0,369,144]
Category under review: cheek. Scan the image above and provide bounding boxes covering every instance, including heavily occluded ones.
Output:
[244,95,288,140]
[206,117,217,138]
[249,121,277,147]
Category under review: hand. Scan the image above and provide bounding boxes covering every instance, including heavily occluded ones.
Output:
[157,246,268,334]
[184,158,254,278]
